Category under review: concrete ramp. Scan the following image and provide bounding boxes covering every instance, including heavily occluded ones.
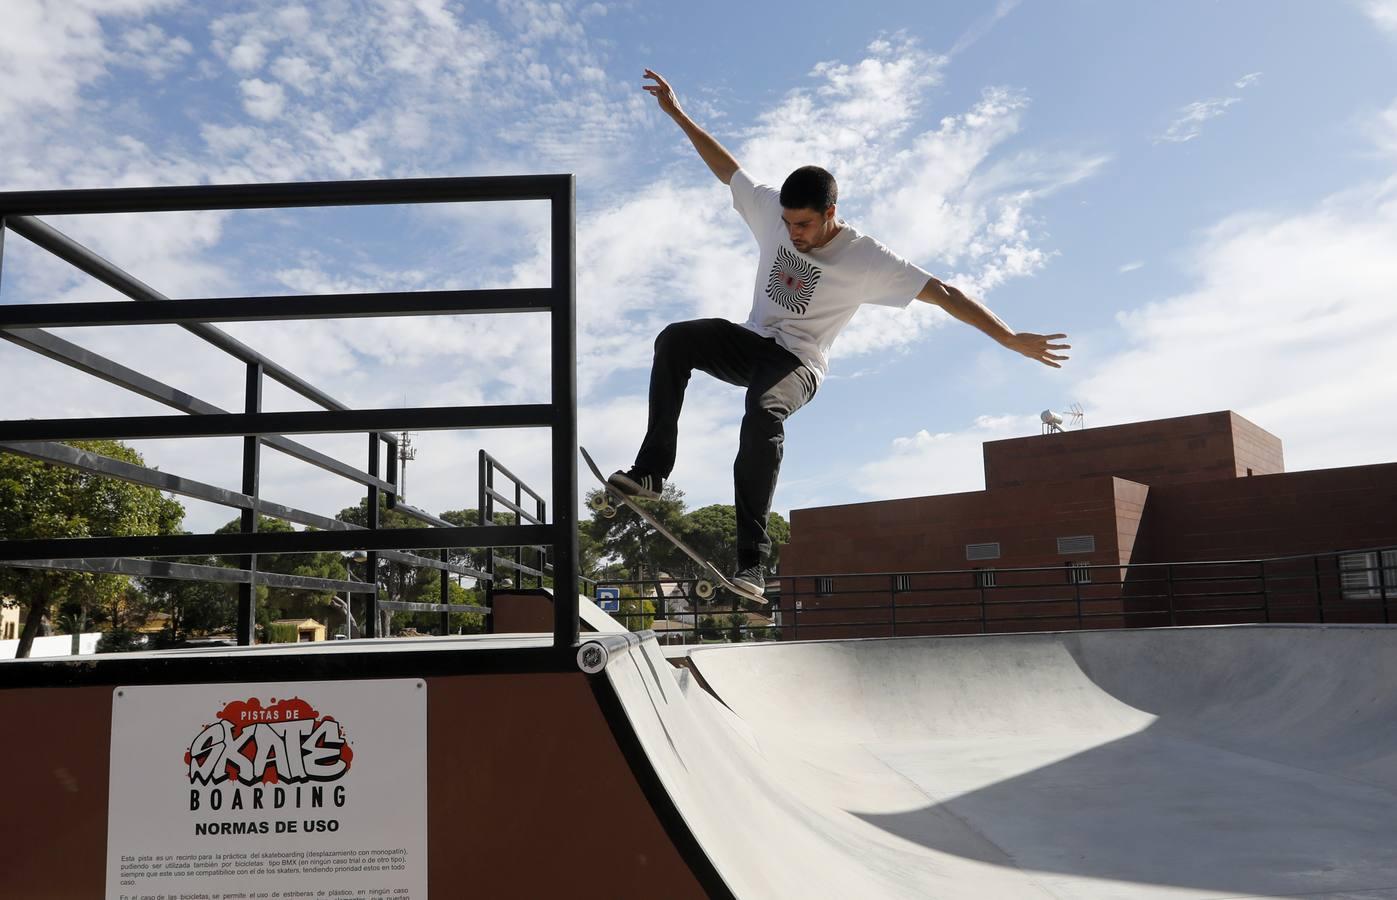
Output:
[600,624,1397,898]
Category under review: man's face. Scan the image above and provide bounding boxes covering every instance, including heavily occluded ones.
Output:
[781,205,837,253]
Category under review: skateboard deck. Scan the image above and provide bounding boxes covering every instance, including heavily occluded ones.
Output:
[579,446,768,607]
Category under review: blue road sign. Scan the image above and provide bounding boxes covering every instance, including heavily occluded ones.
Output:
[595,586,621,613]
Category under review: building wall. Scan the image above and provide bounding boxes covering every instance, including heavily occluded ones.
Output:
[1137,462,1397,563]
[777,411,1394,637]
[778,476,1132,640]
[1229,411,1286,478]
[982,411,1283,490]
[783,475,1126,575]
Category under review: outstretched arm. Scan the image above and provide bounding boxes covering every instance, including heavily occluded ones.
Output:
[917,277,1071,368]
[643,69,740,185]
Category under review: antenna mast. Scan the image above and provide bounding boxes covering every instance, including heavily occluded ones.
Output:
[398,432,417,499]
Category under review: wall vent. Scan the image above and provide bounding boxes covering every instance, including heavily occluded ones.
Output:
[1057,535,1096,555]
[966,542,1001,561]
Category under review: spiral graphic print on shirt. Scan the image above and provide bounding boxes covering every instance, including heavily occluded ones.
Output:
[765,245,822,314]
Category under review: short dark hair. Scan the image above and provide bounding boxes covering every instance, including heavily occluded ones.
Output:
[780,166,838,212]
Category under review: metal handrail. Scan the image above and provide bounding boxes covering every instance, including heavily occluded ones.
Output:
[590,545,1397,644]
[0,174,579,651]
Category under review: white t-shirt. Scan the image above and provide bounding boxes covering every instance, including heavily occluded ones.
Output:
[730,168,932,384]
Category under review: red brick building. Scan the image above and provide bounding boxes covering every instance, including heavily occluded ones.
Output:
[774,412,1397,638]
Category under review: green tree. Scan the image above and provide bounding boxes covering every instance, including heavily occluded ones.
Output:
[215,516,346,630]
[139,555,237,642]
[682,504,790,575]
[0,441,185,658]
[582,483,691,598]
[332,502,514,636]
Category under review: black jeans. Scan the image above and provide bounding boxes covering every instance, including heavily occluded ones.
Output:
[635,318,818,558]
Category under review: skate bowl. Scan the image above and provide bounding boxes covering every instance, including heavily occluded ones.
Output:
[3,623,1396,898]
[625,623,1397,898]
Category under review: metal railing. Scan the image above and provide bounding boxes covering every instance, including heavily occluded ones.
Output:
[480,450,550,617]
[0,175,581,651]
[581,546,1397,644]
[766,545,1397,641]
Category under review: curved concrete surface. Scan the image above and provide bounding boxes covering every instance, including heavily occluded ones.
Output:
[603,624,1397,899]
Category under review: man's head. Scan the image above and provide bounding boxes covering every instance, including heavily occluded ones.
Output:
[779,165,840,253]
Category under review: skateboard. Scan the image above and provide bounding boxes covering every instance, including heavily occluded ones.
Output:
[579,446,768,607]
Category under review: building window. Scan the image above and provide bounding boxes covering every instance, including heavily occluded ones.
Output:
[894,574,912,593]
[1057,535,1096,555]
[975,569,996,589]
[1067,561,1092,585]
[816,576,833,596]
[966,542,1001,561]
[1339,550,1397,600]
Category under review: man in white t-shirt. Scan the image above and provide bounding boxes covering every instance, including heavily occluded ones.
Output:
[608,69,1071,599]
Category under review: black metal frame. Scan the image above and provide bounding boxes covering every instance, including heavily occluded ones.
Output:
[0,175,580,653]
[479,449,550,623]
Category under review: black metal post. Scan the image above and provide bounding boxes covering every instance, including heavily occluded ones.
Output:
[1314,555,1325,623]
[550,177,579,651]
[538,498,548,589]
[385,434,399,510]
[479,450,494,631]
[1166,565,1177,626]
[439,548,450,635]
[365,435,380,639]
[237,363,262,646]
[515,481,524,586]
[1259,559,1270,622]
[1377,552,1391,624]
[890,575,897,638]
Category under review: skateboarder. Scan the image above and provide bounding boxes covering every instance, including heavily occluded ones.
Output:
[608,69,1071,599]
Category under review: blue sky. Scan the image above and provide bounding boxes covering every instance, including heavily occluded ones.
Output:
[2,0,1396,537]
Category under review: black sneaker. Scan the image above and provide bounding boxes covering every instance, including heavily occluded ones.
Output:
[730,564,766,599]
[607,467,663,500]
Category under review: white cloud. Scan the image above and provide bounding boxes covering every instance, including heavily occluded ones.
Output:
[115,23,193,78]
[1371,98,1397,158]
[948,0,1022,57]
[1364,0,1397,33]
[1158,96,1242,144]
[1157,72,1261,144]
[855,414,1039,500]
[1072,175,1397,472]
[0,0,181,119]
[240,78,286,120]
[1119,261,1145,273]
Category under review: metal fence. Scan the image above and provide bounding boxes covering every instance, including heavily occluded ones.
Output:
[585,546,1397,644]
[0,175,581,652]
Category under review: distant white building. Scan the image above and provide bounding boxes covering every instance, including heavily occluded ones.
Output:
[1,601,18,641]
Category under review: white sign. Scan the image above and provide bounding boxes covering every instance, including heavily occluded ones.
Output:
[107,678,427,900]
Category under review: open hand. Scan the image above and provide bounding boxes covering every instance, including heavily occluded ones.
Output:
[1004,332,1071,368]
[642,69,683,118]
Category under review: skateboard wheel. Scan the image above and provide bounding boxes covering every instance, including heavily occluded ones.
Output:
[695,580,715,600]
[588,494,607,512]
[602,505,617,519]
